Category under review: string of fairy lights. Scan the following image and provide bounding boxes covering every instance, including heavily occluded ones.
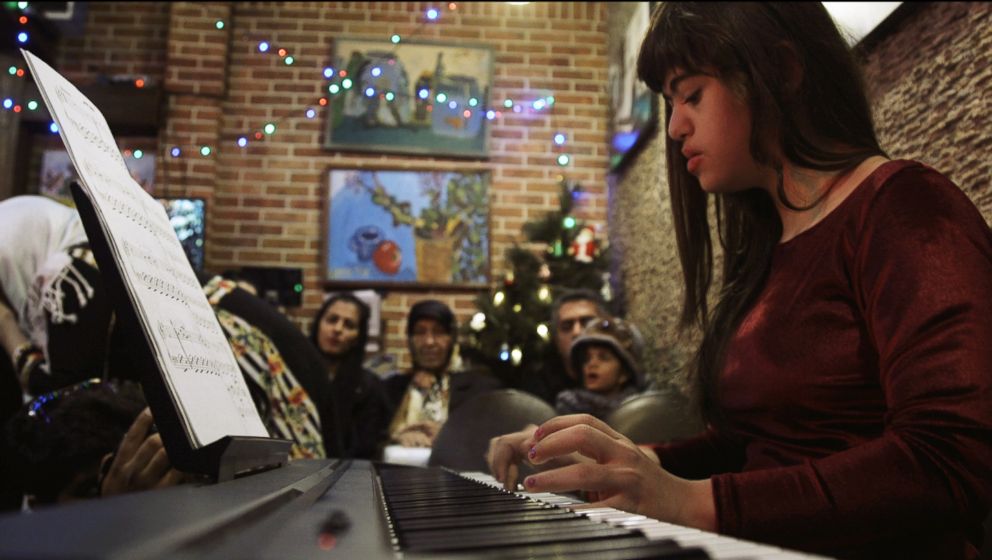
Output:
[3,2,574,167]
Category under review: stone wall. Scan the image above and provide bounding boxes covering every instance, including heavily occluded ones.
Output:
[609,2,992,389]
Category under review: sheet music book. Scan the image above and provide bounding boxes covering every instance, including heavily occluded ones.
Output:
[21,49,269,448]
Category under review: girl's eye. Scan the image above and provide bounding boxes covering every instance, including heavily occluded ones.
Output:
[685,89,701,104]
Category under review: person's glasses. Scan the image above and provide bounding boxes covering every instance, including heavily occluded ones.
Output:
[27,378,107,424]
[558,315,598,333]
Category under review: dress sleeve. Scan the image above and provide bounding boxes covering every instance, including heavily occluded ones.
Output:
[650,427,745,480]
[711,168,992,551]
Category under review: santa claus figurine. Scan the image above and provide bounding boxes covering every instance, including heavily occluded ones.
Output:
[569,225,598,263]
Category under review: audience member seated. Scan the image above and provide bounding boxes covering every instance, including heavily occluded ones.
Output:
[309,292,392,460]
[555,317,647,420]
[0,195,122,397]
[4,378,184,510]
[517,289,608,406]
[384,299,500,449]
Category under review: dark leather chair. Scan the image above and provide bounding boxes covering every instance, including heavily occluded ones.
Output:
[605,388,705,444]
[429,389,557,472]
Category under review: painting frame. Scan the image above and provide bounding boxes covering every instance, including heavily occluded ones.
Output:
[323,37,495,159]
[607,1,659,172]
[323,167,492,291]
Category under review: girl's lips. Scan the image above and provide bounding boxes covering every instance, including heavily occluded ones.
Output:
[687,155,702,174]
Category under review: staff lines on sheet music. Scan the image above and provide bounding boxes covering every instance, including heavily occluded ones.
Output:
[225,377,257,421]
[54,85,128,169]
[123,238,199,305]
[158,318,229,357]
[122,240,202,294]
[95,187,177,244]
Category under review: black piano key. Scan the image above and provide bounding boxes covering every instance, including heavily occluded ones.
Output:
[469,537,711,560]
[375,466,710,559]
[388,492,523,508]
[402,519,633,551]
[522,541,711,560]
[395,509,578,531]
[389,500,551,521]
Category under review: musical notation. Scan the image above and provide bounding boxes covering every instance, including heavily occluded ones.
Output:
[87,170,176,243]
[54,85,128,169]
[24,48,270,447]
[122,240,202,300]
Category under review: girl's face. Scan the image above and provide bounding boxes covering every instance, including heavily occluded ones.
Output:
[582,345,628,394]
[317,300,361,357]
[664,69,772,194]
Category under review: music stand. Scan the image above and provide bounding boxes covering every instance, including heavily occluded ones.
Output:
[72,182,291,482]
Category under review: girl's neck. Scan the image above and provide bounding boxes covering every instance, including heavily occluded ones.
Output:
[775,155,888,243]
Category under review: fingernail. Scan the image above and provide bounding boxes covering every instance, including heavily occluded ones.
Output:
[528,446,536,459]
[534,427,543,438]
[525,476,536,488]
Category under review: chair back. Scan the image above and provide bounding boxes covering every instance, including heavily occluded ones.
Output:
[605,388,704,444]
[429,389,556,471]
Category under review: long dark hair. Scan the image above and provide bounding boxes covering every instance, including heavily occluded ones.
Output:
[636,3,886,422]
[309,292,371,384]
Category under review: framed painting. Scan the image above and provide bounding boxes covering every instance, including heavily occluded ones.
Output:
[607,2,658,171]
[324,38,494,158]
[324,168,491,289]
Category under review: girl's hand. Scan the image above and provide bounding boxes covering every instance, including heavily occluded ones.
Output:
[486,421,594,492]
[519,414,715,530]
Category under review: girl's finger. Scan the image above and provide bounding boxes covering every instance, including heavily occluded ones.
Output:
[535,414,626,442]
[530,423,635,466]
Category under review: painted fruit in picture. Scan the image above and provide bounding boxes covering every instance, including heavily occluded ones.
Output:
[373,240,402,275]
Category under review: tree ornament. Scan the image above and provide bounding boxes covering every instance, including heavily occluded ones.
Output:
[538,264,551,280]
[568,225,598,263]
[600,272,613,302]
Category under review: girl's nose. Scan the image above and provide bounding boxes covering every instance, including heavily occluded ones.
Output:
[668,105,690,142]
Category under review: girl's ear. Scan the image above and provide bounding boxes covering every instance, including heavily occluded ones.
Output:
[774,42,804,98]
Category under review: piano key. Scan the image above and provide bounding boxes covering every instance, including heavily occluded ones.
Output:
[396,509,578,531]
[402,522,650,552]
[439,534,711,560]
[458,471,833,559]
[388,500,552,521]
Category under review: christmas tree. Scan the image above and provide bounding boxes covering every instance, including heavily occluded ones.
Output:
[461,177,611,385]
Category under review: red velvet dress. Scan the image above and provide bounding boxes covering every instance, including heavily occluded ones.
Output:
[656,160,992,559]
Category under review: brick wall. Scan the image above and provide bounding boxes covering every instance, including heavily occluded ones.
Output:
[50,2,611,370]
[611,2,992,389]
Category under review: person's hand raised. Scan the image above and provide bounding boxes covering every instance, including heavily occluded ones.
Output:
[100,407,184,496]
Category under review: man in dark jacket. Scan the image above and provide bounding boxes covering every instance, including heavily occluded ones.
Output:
[384,300,500,448]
